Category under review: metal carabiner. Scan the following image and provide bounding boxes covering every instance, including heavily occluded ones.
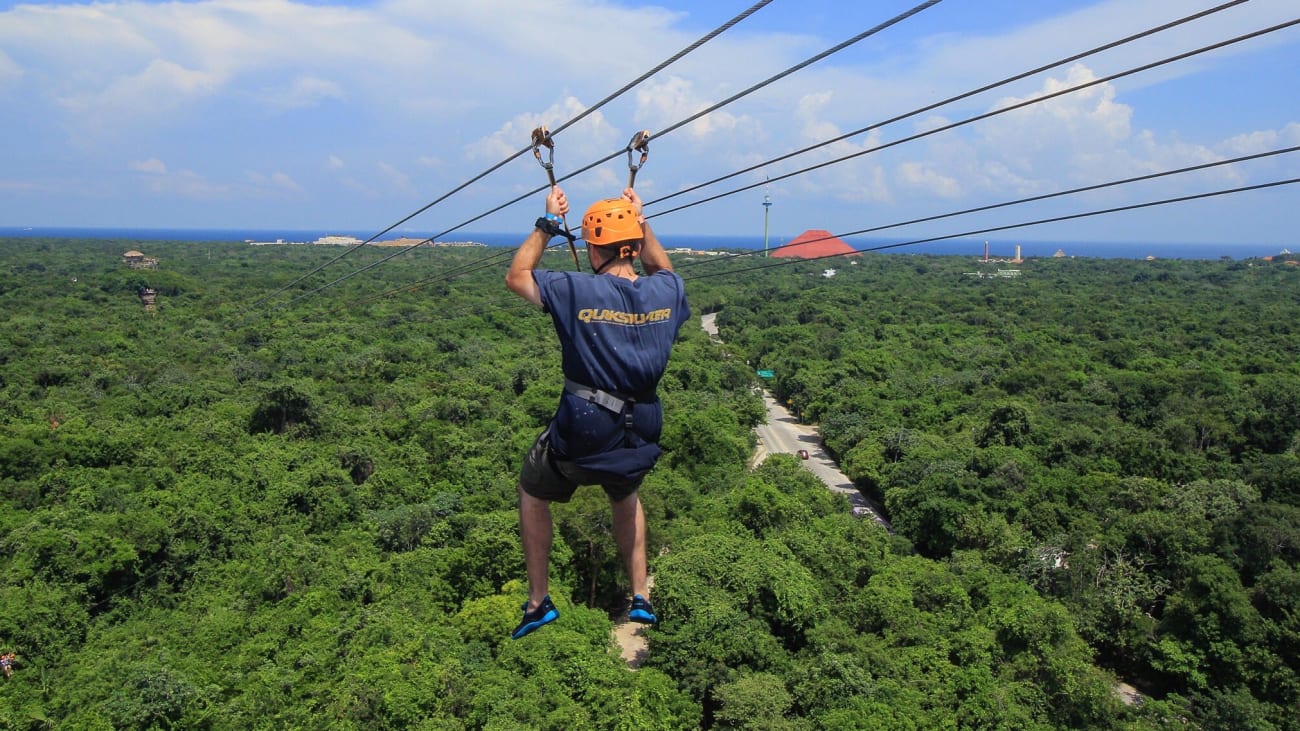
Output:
[626,130,651,188]
[531,126,556,181]
[529,125,580,271]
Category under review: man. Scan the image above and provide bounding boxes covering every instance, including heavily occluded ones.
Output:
[505,185,690,639]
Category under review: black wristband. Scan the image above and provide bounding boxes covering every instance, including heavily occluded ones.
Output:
[535,217,566,239]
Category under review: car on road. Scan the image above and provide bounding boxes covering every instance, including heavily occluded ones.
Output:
[797,449,809,460]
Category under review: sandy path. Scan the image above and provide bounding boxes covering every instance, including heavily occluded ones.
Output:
[612,576,655,669]
[613,621,649,668]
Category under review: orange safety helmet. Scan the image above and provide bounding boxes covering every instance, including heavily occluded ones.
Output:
[582,198,643,247]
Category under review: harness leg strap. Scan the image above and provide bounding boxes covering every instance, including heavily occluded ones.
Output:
[563,378,627,413]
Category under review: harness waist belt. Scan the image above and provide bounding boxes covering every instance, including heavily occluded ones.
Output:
[563,378,654,414]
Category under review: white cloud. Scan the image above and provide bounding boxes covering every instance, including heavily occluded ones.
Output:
[0,0,1294,240]
[786,91,891,204]
[882,62,1245,204]
[634,76,749,140]
[0,179,42,193]
[467,96,619,171]
[794,91,840,144]
[129,158,167,174]
[337,176,379,200]
[898,161,962,199]
[897,0,1300,108]
[246,169,303,194]
[3,0,414,141]
[1195,123,1300,187]
[143,168,230,200]
[270,172,299,191]
[980,64,1134,180]
[876,63,1200,201]
[1219,122,1300,156]
[0,48,21,91]
[58,58,223,133]
[377,162,413,195]
[262,75,345,110]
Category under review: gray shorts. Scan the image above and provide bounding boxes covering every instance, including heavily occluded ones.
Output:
[519,428,643,503]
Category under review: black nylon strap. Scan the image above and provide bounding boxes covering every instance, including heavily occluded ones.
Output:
[535,217,575,244]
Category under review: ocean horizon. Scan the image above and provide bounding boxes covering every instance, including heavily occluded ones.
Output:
[1,226,1291,261]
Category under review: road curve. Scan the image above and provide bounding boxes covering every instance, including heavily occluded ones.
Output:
[701,313,891,530]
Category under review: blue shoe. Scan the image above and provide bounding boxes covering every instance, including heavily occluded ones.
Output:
[512,595,558,639]
[629,594,657,625]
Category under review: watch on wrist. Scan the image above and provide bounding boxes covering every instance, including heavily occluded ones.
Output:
[535,216,565,239]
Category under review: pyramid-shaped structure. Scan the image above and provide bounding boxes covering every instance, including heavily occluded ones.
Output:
[770,229,859,259]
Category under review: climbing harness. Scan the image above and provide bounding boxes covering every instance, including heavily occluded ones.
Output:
[564,378,637,414]
[563,378,654,447]
[530,126,581,270]
[625,130,651,188]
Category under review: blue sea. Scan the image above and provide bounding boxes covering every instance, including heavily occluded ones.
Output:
[0,226,1287,260]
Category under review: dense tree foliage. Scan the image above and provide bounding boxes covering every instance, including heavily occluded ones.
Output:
[1,238,1295,728]
[711,252,1300,729]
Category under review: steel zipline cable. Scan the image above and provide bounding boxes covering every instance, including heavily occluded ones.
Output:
[645,0,1251,210]
[648,15,1300,222]
[338,0,960,315]
[241,0,776,313]
[680,177,1300,283]
[672,146,1300,272]
[332,7,1292,310]
[374,170,1300,323]
[260,7,1298,318]
[525,0,947,194]
[380,0,1241,283]
[338,144,1300,311]
[260,0,949,316]
[363,176,1300,327]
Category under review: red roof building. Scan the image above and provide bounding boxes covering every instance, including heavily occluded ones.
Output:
[770,229,859,259]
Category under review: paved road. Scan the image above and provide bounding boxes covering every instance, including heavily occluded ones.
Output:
[701,313,891,530]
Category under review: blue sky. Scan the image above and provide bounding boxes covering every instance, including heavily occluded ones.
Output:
[1,0,1297,250]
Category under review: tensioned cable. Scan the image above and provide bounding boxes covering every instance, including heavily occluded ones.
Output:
[284,8,1295,316]
[681,178,1300,282]
[331,11,1289,309]
[673,146,1300,270]
[341,145,1298,312]
[265,0,948,314]
[540,0,947,192]
[647,0,1249,209]
[297,0,1271,313]
[543,0,775,141]
[356,177,1300,327]
[649,16,1300,221]
[241,0,775,313]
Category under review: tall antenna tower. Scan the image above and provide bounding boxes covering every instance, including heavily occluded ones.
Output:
[762,181,772,257]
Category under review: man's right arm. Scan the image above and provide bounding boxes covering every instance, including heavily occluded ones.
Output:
[505,228,549,307]
[506,186,569,307]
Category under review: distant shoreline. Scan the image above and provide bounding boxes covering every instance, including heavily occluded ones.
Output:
[0,226,1288,261]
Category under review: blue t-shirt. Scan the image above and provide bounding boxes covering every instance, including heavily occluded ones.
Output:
[533,269,691,466]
